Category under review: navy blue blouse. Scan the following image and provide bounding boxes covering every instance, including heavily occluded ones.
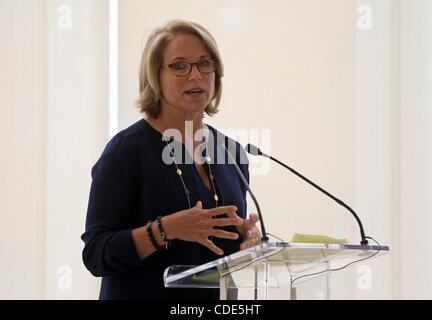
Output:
[81,118,249,300]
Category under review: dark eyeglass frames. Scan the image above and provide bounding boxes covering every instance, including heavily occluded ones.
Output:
[161,59,217,76]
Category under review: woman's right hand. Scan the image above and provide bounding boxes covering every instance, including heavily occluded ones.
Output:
[162,201,242,255]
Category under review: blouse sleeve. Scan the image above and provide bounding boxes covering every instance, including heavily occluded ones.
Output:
[81,135,142,277]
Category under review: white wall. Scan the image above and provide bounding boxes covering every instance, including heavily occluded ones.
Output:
[355,0,432,300]
[0,0,107,299]
[44,0,108,299]
[399,0,432,299]
[119,0,358,235]
[117,0,432,299]
[0,0,47,299]
[355,0,394,300]
[1,0,431,299]
[119,0,358,299]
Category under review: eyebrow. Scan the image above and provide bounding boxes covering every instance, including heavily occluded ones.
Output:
[168,55,211,62]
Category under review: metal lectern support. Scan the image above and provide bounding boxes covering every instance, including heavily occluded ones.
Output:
[219,272,230,300]
[325,261,331,300]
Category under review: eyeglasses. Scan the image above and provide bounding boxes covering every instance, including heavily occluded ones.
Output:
[161,59,217,76]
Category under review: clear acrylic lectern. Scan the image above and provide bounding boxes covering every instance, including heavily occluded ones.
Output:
[164,241,389,300]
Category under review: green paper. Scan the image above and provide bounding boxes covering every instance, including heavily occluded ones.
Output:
[291,233,348,245]
[192,270,220,283]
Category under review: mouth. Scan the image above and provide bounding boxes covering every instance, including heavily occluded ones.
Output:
[184,87,206,98]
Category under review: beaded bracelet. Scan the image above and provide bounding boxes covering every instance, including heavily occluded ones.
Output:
[146,221,166,251]
[156,216,170,243]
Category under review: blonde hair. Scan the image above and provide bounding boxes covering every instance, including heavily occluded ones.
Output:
[137,20,224,118]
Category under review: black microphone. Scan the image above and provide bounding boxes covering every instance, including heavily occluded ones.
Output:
[245,143,369,245]
[216,137,269,242]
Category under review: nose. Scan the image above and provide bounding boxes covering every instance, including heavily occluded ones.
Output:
[188,64,202,80]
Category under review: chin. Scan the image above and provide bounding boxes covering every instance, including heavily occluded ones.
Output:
[180,102,208,113]
[187,106,206,114]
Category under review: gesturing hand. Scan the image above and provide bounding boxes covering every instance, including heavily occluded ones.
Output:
[224,212,262,250]
[162,201,243,255]
[239,214,261,250]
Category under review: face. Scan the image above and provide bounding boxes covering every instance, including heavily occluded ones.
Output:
[159,33,216,116]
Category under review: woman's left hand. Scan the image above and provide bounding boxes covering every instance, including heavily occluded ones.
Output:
[226,212,262,250]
